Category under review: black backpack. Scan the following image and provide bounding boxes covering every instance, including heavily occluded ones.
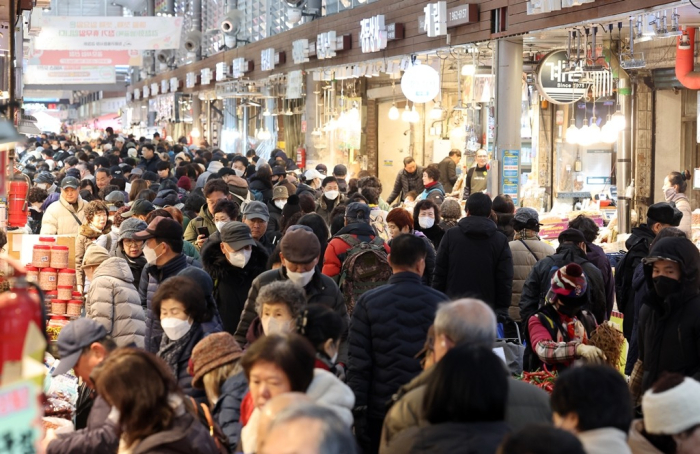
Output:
[614,237,649,339]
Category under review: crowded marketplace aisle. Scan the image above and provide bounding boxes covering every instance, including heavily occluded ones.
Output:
[4,0,700,453]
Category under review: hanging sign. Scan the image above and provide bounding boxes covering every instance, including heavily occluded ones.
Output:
[185,72,197,88]
[170,77,180,92]
[534,50,588,105]
[33,16,184,50]
[418,3,479,33]
[316,31,352,60]
[527,0,595,16]
[501,149,520,204]
[287,70,303,99]
[134,88,140,99]
[215,62,229,81]
[23,66,116,85]
[260,48,285,71]
[424,2,447,37]
[201,68,212,85]
[401,64,440,103]
[150,83,159,96]
[161,79,169,94]
[292,39,310,64]
[232,58,253,78]
[27,49,142,66]
[143,85,150,98]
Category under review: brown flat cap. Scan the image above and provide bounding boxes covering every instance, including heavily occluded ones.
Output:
[281,225,320,264]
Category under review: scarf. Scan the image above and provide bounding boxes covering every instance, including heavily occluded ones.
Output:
[158,322,200,374]
[424,181,438,189]
[515,229,541,241]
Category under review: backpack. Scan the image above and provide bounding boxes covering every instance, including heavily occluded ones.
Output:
[188,397,230,454]
[337,234,392,316]
[249,188,264,202]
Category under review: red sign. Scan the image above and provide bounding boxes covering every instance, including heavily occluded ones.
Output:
[27,49,142,66]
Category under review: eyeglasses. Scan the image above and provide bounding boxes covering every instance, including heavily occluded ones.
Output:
[123,239,144,248]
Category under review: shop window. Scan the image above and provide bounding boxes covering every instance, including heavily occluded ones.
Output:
[491,7,507,34]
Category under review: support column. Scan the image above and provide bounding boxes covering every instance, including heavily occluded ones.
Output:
[495,37,523,194]
[192,97,202,141]
[617,72,632,234]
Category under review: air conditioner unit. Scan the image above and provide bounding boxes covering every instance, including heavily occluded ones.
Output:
[28,8,43,36]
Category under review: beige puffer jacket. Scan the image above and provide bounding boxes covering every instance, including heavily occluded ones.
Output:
[40,197,86,235]
[671,194,692,238]
[508,238,555,322]
[86,257,146,348]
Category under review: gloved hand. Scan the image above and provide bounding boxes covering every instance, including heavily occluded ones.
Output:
[576,343,606,363]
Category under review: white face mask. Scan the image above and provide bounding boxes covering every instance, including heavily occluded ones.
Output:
[226,248,252,268]
[234,168,245,177]
[331,350,339,364]
[215,221,228,231]
[324,190,339,201]
[274,199,287,210]
[287,268,315,287]
[36,183,49,191]
[263,317,292,335]
[143,244,161,264]
[419,216,435,229]
[161,317,192,341]
[404,202,415,212]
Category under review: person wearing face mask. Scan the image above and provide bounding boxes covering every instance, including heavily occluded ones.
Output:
[113,217,148,285]
[27,186,49,234]
[662,170,692,237]
[519,228,606,326]
[152,275,222,403]
[629,236,700,399]
[412,199,444,249]
[134,216,203,353]
[526,263,602,372]
[201,221,269,336]
[82,244,146,348]
[348,234,447,454]
[232,155,250,178]
[296,304,345,379]
[75,200,112,293]
[322,202,391,281]
[245,280,307,346]
[267,185,288,235]
[415,164,445,207]
[316,176,345,226]
[42,319,119,454]
[34,171,57,194]
[212,198,240,231]
[234,226,349,362]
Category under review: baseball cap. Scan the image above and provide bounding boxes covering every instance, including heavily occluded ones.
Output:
[121,199,155,218]
[130,167,144,176]
[345,202,370,221]
[105,191,125,203]
[304,169,324,181]
[241,201,269,222]
[52,318,108,376]
[558,228,586,244]
[272,166,287,176]
[281,225,320,264]
[142,171,158,182]
[60,177,80,189]
[333,164,347,177]
[315,164,328,176]
[514,207,541,225]
[220,221,257,251]
[132,216,183,241]
[273,185,289,200]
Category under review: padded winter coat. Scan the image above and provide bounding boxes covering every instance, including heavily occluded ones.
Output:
[86,257,145,348]
[40,196,86,235]
[433,216,513,317]
[212,372,248,449]
[508,238,555,322]
[47,395,118,454]
[127,405,219,454]
[139,254,202,353]
[183,205,216,250]
[200,232,268,335]
[384,421,510,454]
[386,167,425,205]
[348,272,446,420]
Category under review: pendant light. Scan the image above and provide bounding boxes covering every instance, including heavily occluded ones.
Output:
[401,102,411,122]
[388,81,400,120]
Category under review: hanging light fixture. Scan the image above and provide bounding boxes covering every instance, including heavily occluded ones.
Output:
[461,63,476,76]
[408,103,420,123]
[388,81,400,120]
[401,102,411,122]
[610,108,626,131]
[565,105,579,145]
[429,102,443,120]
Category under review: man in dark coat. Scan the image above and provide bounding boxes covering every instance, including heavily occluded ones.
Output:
[519,228,606,324]
[437,149,461,193]
[47,319,119,454]
[137,143,160,174]
[632,237,700,395]
[386,157,424,206]
[615,202,683,339]
[135,217,202,353]
[234,226,349,360]
[348,234,447,454]
[433,193,513,318]
[201,222,269,335]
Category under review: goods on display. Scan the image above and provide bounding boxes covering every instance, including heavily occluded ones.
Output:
[516,367,557,393]
[39,267,58,291]
[57,286,72,301]
[57,269,76,288]
[32,245,51,268]
[589,322,626,369]
[39,237,57,246]
[66,300,82,317]
[50,246,70,269]
[51,300,67,315]
[26,265,38,283]
[44,290,57,312]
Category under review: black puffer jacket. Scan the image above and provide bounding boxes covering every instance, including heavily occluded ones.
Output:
[233,267,349,362]
[385,421,510,454]
[200,232,269,335]
[347,272,447,420]
[519,243,607,324]
[433,216,513,317]
[639,237,700,391]
[386,167,425,205]
[266,200,283,234]
[616,225,655,338]
[248,176,273,203]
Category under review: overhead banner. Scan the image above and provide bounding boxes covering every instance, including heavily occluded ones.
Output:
[27,49,142,66]
[33,16,183,51]
[24,66,116,85]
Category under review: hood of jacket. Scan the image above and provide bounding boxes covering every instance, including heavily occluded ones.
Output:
[457,215,498,238]
[305,368,355,427]
[132,410,216,454]
[197,204,214,223]
[554,242,589,261]
[94,257,135,283]
[643,237,700,304]
[200,231,269,281]
[335,221,376,239]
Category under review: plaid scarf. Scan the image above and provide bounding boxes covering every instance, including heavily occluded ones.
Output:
[515,229,540,241]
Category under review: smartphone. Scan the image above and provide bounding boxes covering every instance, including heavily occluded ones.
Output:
[197,226,209,238]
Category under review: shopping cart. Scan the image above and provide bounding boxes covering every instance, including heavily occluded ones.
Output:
[496,315,525,376]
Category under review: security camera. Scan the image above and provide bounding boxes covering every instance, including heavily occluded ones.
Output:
[184,31,202,53]
[155,49,173,64]
[221,10,244,35]
[287,7,302,25]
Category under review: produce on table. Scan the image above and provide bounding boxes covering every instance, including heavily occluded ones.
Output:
[516,366,557,393]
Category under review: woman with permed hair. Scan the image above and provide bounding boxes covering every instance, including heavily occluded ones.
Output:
[75,200,111,292]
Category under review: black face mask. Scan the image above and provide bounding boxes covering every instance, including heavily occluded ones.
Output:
[653,276,681,299]
[558,304,582,318]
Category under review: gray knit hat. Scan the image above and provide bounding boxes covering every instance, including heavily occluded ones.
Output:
[118,218,148,242]
[441,198,462,220]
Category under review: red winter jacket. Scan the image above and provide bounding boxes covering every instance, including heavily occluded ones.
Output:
[322,223,390,279]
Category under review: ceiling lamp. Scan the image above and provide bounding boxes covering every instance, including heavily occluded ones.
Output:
[401,103,411,122]
[601,118,618,144]
[588,116,601,144]
[429,101,443,120]
[190,127,201,138]
[388,103,400,120]
[262,108,271,116]
[408,103,420,123]
[461,64,476,76]
[610,109,626,131]
[565,103,579,144]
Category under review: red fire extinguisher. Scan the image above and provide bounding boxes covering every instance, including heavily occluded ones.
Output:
[296,145,306,169]
[8,174,30,228]
[0,260,45,385]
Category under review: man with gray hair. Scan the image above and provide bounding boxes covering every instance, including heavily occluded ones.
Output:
[260,403,358,454]
[379,298,552,454]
